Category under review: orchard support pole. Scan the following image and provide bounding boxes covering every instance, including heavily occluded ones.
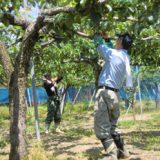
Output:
[70,87,82,113]
[87,89,96,110]
[136,66,143,120]
[27,88,32,107]
[72,87,82,105]
[60,86,66,114]
[30,58,41,141]
[60,92,66,114]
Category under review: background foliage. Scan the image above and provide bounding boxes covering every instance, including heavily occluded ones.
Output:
[0,0,159,86]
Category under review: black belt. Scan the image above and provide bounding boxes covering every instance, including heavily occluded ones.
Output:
[98,86,119,92]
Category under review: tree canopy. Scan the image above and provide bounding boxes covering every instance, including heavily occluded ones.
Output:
[0,1,160,159]
[0,0,160,86]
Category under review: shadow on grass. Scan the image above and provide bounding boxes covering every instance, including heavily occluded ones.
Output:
[64,127,94,137]
[124,130,160,151]
[42,132,102,159]
[0,151,8,156]
[84,147,102,160]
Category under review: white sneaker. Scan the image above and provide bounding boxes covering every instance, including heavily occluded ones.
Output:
[45,129,49,134]
[44,123,50,134]
[55,128,64,134]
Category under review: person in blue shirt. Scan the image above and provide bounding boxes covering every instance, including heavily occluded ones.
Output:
[94,33,133,160]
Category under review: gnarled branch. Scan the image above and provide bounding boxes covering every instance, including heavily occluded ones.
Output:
[23,16,45,43]
[74,31,160,42]
[41,6,76,16]
[41,0,108,16]
[2,13,30,29]
[74,31,92,39]
[141,36,160,40]
[97,0,108,4]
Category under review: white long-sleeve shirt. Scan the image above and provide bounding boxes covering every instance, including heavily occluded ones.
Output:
[97,44,133,89]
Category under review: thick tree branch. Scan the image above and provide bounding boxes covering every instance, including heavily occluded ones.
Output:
[11,15,45,77]
[6,37,23,48]
[141,36,160,40]
[43,17,55,25]
[62,57,96,66]
[0,41,14,82]
[74,31,92,39]
[41,39,55,47]
[73,59,94,65]
[41,0,108,16]
[113,16,138,22]
[23,16,45,43]
[97,0,108,5]
[102,16,138,22]
[2,13,30,29]
[74,31,160,42]
[41,6,76,16]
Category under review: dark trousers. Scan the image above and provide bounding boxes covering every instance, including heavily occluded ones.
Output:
[45,95,61,127]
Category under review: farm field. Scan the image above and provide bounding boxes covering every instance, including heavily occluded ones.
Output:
[0,101,160,160]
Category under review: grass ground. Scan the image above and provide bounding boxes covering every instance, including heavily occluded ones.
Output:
[0,100,160,160]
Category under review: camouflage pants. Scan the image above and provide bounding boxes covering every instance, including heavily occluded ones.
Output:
[94,88,120,150]
[45,95,61,127]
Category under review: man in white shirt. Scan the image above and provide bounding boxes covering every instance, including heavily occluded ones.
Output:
[94,33,133,160]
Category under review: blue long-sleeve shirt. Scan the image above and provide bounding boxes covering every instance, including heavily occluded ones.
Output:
[97,44,133,89]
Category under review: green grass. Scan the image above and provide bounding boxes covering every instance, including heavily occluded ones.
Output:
[118,120,137,128]
[64,127,94,137]
[0,106,9,127]
[0,137,8,148]
[23,142,57,160]
[119,109,160,151]
[0,101,160,159]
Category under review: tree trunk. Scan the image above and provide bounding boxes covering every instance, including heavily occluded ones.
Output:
[0,42,29,160]
[8,16,44,160]
[9,70,27,160]
[9,43,31,160]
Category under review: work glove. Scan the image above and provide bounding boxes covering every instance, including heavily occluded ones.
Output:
[100,32,114,48]
[100,31,109,40]
[93,33,105,47]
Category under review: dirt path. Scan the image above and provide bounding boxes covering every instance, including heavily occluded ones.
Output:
[42,113,160,160]
[0,112,160,160]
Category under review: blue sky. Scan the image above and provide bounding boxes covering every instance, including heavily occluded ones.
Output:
[19,2,39,21]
